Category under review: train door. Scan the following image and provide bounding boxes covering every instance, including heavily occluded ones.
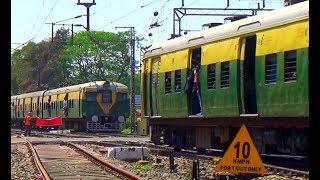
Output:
[36,97,40,117]
[22,99,25,117]
[17,99,20,117]
[151,57,160,116]
[241,36,258,114]
[187,48,202,116]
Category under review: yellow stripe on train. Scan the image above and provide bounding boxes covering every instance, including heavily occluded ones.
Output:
[256,20,308,56]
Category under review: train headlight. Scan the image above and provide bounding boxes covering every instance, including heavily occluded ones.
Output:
[91,115,98,122]
[118,116,124,123]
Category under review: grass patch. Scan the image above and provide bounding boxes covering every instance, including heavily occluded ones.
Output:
[131,161,153,170]
[121,127,132,135]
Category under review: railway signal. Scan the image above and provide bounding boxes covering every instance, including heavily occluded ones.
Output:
[215,124,267,175]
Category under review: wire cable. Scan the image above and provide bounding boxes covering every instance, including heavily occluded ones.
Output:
[11,0,59,53]
[97,0,161,30]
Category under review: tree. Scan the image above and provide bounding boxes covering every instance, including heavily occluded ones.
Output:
[57,31,132,86]
[11,29,143,95]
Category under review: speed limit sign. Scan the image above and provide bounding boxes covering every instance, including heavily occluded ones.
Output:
[215,124,267,175]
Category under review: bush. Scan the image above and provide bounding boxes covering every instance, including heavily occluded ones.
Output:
[120,119,134,135]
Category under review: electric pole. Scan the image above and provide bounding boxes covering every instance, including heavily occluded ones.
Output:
[116,26,136,133]
[45,23,55,42]
[76,0,96,31]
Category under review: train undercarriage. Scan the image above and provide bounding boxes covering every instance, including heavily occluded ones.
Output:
[11,117,121,132]
[149,117,308,156]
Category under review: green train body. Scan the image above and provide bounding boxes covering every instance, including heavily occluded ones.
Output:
[141,2,308,154]
[11,81,129,132]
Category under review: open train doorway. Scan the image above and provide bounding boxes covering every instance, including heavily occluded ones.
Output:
[243,36,257,114]
[187,48,202,116]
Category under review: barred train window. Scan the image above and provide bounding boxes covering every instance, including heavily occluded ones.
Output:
[165,72,172,94]
[207,64,216,89]
[174,70,181,92]
[265,53,277,84]
[284,50,297,82]
[102,91,112,103]
[86,92,97,102]
[221,62,230,88]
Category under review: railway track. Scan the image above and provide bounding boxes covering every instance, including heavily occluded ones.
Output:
[25,139,140,180]
[146,145,309,179]
[75,141,309,179]
[12,129,308,179]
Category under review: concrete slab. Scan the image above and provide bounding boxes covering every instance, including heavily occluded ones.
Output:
[102,146,149,161]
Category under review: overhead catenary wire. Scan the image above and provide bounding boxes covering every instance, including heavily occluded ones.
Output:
[11,0,60,53]
[27,0,46,40]
[97,0,162,30]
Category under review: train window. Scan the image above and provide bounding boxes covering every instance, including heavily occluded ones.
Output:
[207,64,216,89]
[165,71,172,94]
[221,62,230,88]
[102,91,112,103]
[284,50,297,82]
[265,53,277,84]
[117,93,127,101]
[174,70,181,92]
[86,92,97,102]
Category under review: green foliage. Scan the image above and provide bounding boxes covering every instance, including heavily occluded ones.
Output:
[11,29,143,95]
[131,161,153,170]
[121,128,132,135]
[135,72,141,95]
[120,119,134,135]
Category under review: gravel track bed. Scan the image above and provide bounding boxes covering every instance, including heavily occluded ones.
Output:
[79,143,308,180]
[11,144,37,180]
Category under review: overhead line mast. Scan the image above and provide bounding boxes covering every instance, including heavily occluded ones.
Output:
[116,26,136,133]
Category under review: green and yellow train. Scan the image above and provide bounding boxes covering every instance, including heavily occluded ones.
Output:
[11,81,129,132]
[141,2,308,155]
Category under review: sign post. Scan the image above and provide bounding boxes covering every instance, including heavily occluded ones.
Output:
[215,124,267,175]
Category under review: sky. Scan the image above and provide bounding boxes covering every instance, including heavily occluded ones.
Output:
[11,0,284,60]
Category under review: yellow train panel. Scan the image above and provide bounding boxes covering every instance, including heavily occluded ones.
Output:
[159,49,189,73]
[143,58,152,73]
[256,20,308,56]
[202,37,240,65]
[68,91,79,100]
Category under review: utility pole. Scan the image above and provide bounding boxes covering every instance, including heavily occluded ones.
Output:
[116,26,136,133]
[46,23,85,45]
[76,0,96,31]
[45,23,55,42]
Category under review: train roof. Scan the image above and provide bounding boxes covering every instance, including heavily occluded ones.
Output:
[15,91,46,99]
[45,81,128,95]
[143,1,308,59]
[12,81,128,98]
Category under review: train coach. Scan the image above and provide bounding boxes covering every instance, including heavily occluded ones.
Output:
[11,81,129,132]
[141,1,308,155]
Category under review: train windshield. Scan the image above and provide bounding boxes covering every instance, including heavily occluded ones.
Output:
[102,90,112,103]
[117,93,127,101]
[86,92,97,102]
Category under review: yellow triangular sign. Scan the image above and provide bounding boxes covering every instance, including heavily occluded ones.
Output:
[215,124,267,175]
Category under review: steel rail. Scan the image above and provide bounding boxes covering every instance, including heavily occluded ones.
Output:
[25,139,51,180]
[265,163,309,177]
[65,142,141,180]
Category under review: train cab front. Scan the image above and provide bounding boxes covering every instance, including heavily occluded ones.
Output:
[84,82,129,132]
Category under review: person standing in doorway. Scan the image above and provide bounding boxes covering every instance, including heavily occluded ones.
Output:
[192,59,202,116]
[24,111,32,136]
[63,97,68,117]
